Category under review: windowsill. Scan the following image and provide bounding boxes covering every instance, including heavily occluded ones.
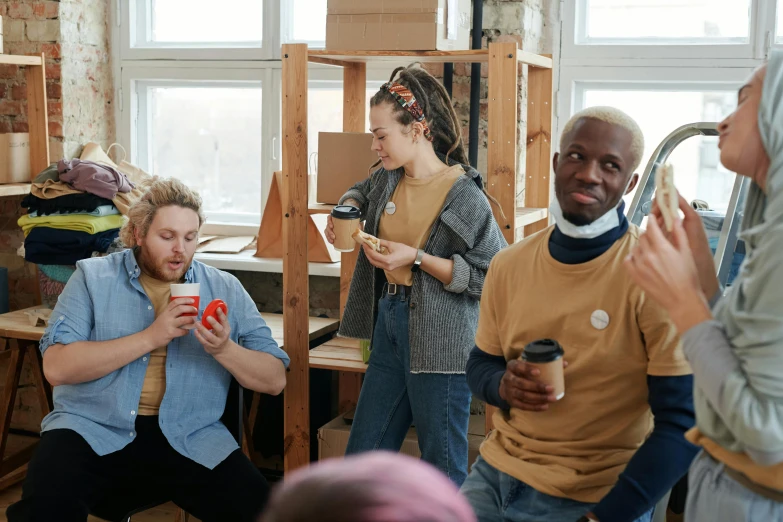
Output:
[195,250,341,278]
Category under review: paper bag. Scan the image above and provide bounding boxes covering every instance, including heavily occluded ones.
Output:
[256,172,340,263]
[0,133,31,184]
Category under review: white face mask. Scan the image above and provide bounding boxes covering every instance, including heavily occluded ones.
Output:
[550,196,621,239]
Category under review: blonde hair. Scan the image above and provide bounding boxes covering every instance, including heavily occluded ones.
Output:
[560,106,645,172]
[119,178,204,248]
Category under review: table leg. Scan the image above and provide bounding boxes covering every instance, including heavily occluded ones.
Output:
[0,341,26,460]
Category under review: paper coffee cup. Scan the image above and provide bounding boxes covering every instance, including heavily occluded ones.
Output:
[521,339,565,400]
[170,283,200,317]
[331,205,361,253]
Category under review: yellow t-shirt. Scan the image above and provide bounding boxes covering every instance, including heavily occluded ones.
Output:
[687,428,783,492]
[377,164,464,286]
[475,225,692,503]
[138,272,171,416]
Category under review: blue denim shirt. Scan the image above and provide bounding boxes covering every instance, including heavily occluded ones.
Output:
[40,249,290,469]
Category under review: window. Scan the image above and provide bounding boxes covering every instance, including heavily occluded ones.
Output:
[148,0,263,44]
[115,1,392,227]
[778,0,783,43]
[581,0,751,43]
[143,83,263,220]
[558,1,777,219]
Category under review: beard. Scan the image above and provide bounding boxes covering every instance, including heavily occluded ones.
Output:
[561,210,594,226]
[137,247,193,283]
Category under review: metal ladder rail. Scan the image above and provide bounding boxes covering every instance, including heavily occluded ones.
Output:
[626,122,747,288]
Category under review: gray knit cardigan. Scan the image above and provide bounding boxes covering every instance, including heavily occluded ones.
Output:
[337,158,507,373]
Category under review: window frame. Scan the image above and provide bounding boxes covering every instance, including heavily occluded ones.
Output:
[556,0,776,145]
[561,0,768,60]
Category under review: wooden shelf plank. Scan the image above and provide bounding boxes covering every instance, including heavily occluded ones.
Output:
[0,184,31,198]
[0,55,43,66]
[309,49,552,67]
[517,51,553,69]
[309,49,491,64]
[308,203,335,215]
[515,207,548,231]
[309,338,366,373]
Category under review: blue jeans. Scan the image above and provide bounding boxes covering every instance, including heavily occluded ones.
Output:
[686,450,783,522]
[461,455,655,522]
[345,293,472,487]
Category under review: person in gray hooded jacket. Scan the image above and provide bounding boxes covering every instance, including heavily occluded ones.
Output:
[627,51,783,521]
[325,65,506,486]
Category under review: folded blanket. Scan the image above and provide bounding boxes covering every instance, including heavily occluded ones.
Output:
[22,192,115,215]
[58,159,135,199]
[24,228,120,265]
[28,205,119,218]
[18,213,126,237]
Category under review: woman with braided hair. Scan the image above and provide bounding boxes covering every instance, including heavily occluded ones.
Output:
[324,64,506,486]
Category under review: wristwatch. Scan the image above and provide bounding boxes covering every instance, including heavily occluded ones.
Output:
[410,248,425,273]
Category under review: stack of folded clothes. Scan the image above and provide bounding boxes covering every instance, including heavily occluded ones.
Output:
[19,158,145,265]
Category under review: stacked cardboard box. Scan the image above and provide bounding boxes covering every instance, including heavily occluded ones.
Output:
[326,0,471,51]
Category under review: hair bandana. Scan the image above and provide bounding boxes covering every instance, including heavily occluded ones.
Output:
[380,82,434,142]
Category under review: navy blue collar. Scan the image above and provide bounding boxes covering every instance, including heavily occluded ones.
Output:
[548,201,628,264]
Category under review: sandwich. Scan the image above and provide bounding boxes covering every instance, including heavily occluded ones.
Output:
[655,163,679,231]
[352,228,388,254]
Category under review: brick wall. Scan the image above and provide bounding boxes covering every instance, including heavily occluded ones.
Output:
[425,0,557,215]
[1,1,113,430]
[0,0,114,312]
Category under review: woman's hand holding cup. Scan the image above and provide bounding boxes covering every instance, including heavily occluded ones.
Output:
[325,199,360,245]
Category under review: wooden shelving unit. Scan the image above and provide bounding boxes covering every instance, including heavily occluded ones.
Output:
[0,53,50,182]
[281,43,553,472]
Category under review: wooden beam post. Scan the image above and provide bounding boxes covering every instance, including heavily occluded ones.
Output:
[25,54,49,176]
[338,62,366,414]
[486,42,519,433]
[524,58,553,237]
[487,42,518,246]
[281,44,310,472]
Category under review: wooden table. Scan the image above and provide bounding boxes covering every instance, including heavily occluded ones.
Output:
[0,307,50,491]
[0,307,340,490]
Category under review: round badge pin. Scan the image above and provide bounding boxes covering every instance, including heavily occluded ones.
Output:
[202,299,228,329]
[590,310,610,330]
[385,201,397,215]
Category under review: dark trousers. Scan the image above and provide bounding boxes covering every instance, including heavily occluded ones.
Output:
[6,416,268,522]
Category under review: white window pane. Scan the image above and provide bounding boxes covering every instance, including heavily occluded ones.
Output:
[582,89,737,212]
[584,0,750,42]
[152,0,262,43]
[777,0,783,43]
[292,0,327,43]
[150,87,262,217]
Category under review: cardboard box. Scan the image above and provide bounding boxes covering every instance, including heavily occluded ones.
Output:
[326,0,471,51]
[0,133,31,184]
[316,132,379,205]
[328,0,445,15]
[318,412,486,469]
